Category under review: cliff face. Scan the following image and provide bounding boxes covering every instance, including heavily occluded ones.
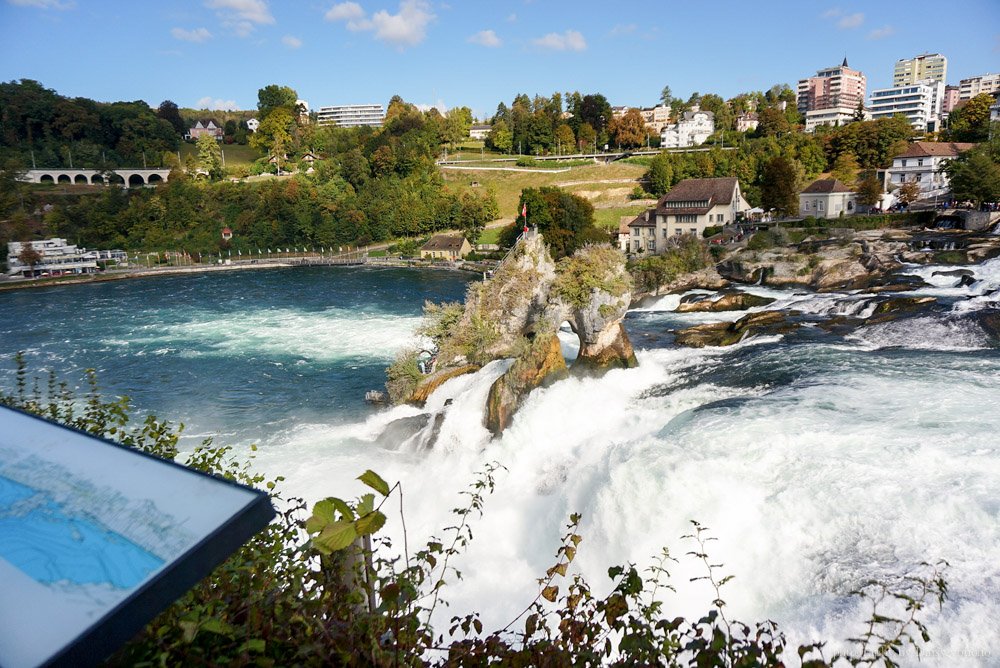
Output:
[403,233,636,435]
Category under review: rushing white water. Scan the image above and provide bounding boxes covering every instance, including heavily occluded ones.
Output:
[245,260,1000,667]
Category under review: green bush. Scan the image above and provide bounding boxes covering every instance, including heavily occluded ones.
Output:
[702,225,723,238]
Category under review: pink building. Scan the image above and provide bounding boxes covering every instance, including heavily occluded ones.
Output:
[797,58,867,115]
[942,85,961,114]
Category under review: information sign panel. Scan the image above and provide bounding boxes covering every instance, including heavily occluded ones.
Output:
[0,407,274,667]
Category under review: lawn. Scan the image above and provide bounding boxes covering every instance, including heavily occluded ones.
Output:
[594,205,649,231]
[179,142,263,167]
[442,161,647,217]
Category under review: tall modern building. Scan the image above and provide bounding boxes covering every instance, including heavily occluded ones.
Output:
[316,104,385,128]
[942,85,961,115]
[958,73,1000,100]
[798,58,867,131]
[869,80,944,132]
[893,53,947,86]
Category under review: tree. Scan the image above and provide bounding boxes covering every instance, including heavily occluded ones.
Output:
[578,94,612,135]
[554,124,575,154]
[852,100,866,123]
[445,107,473,148]
[156,100,186,135]
[947,93,994,143]
[646,152,674,195]
[257,85,298,121]
[896,180,921,206]
[660,85,673,107]
[830,151,860,186]
[757,106,790,137]
[196,134,223,179]
[577,122,596,151]
[608,109,646,149]
[761,156,800,217]
[856,176,884,211]
[250,107,295,163]
[945,147,1000,206]
[17,241,42,275]
[487,120,513,153]
[698,94,733,133]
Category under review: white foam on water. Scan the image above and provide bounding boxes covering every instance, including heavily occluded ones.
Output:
[250,320,1000,666]
[111,307,425,361]
[849,315,991,351]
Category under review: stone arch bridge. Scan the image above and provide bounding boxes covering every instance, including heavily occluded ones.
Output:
[17,168,172,187]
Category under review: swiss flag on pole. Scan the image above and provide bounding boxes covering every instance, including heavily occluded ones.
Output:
[522,202,528,233]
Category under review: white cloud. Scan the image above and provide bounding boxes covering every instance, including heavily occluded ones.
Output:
[205,0,274,36]
[6,0,74,8]
[371,0,435,47]
[415,99,447,113]
[609,23,636,37]
[821,7,841,19]
[837,12,864,28]
[325,1,364,21]
[196,96,240,111]
[328,0,434,48]
[468,29,501,47]
[532,29,586,52]
[282,34,303,48]
[867,25,894,40]
[171,27,212,43]
[506,13,516,22]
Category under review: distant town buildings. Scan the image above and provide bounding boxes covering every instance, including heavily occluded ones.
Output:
[660,108,715,148]
[612,105,673,134]
[868,80,944,132]
[316,104,385,128]
[6,238,126,277]
[735,112,759,133]
[798,58,867,132]
[628,177,749,253]
[958,73,1000,100]
[799,179,857,218]
[187,120,223,141]
[469,124,491,140]
[893,53,947,87]
[886,141,975,199]
[941,85,961,115]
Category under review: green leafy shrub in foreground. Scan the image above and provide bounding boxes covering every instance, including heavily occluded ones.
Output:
[0,356,949,666]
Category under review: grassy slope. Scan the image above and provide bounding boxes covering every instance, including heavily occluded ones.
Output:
[441,161,647,219]
[179,142,263,167]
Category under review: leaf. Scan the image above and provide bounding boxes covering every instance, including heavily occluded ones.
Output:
[199,618,230,635]
[305,497,353,533]
[358,469,390,496]
[473,618,482,635]
[541,585,559,602]
[357,493,375,517]
[546,563,567,578]
[355,510,386,536]
[564,546,576,562]
[240,639,266,653]
[314,520,357,554]
[525,613,538,637]
[179,620,198,644]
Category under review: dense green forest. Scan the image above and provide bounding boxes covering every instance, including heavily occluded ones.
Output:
[0,82,499,258]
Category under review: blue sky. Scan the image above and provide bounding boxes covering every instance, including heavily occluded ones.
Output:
[1,0,998,119]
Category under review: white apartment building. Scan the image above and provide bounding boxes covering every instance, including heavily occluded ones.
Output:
[958,73,1000,100]
[868,80,944,132]
[6,238,100,277]
[804,106,859,132]
[316,104,385,128]
[886,141,975,199]
[660,109,715,148]
[893,53,947,87]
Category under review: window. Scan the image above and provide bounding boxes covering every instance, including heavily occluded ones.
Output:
[662,228,669,238]
[647,239,656,251]
[677,214,697,223]
[917,158,923,166]
[675,229,683,236]
[818,201,824,211]
[901,159,907,167]
[633,239,640,251]
[689,228,697,235]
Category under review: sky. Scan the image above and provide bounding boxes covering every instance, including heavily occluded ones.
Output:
[1,0,998,119]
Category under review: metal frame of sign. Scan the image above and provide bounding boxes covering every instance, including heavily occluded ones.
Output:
[0,405,275,668]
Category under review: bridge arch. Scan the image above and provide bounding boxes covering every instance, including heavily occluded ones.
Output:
[40,174,55,184]
[57,174,71,184]
[91,174,105,184]
[147,173,163,185]
[127,173,146,187]
[74,174,88,184]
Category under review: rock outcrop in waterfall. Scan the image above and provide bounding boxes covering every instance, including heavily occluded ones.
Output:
[387,232,636,435]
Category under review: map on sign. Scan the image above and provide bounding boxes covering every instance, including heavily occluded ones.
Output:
[0,407,273,668]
